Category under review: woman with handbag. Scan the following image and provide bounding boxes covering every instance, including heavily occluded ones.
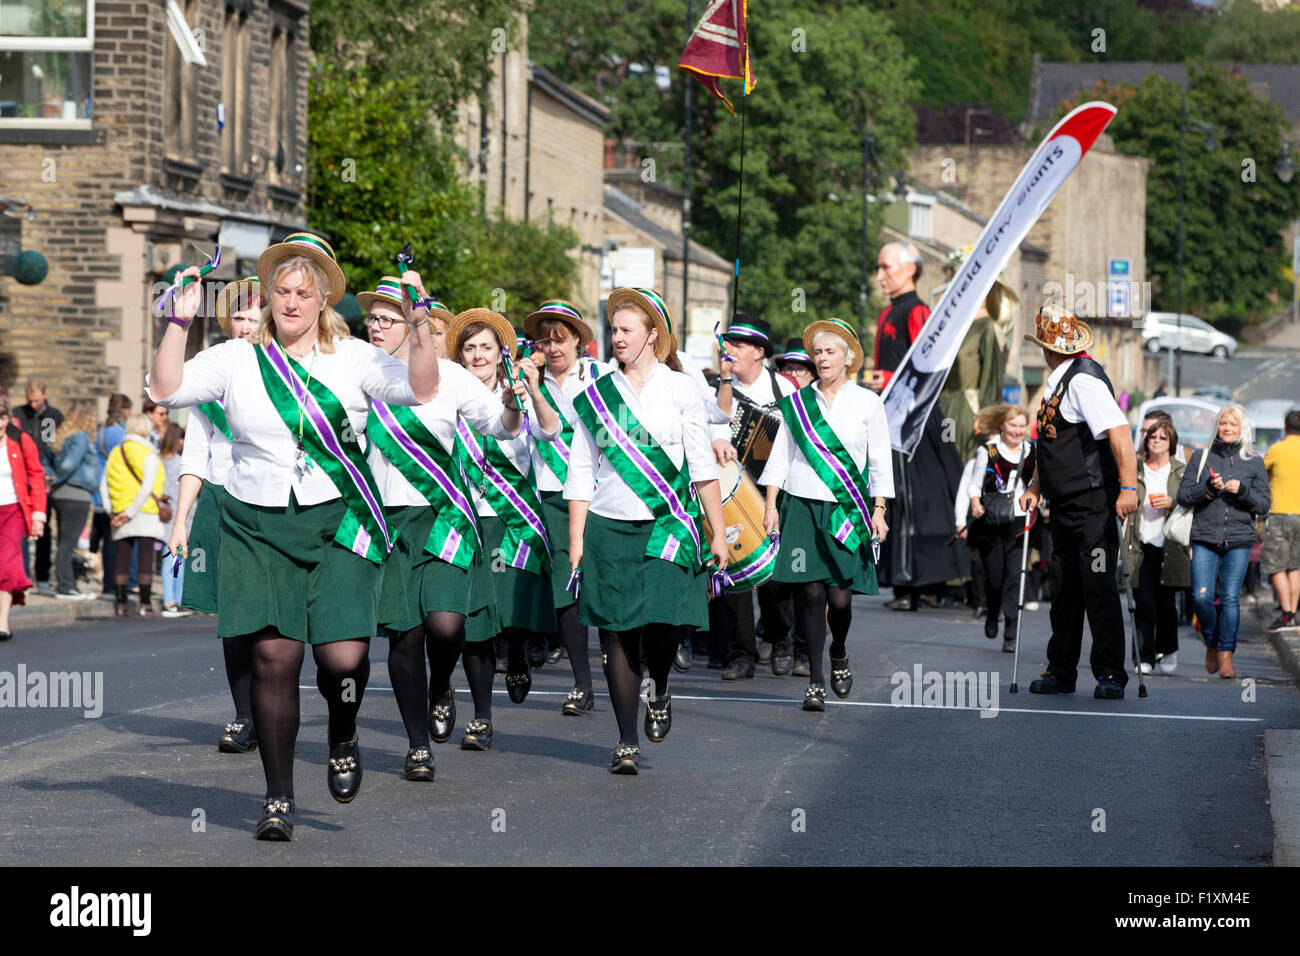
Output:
[965,405,1035,650]
[0,400,46,641]
[99,413,168,617]
[1175,403,1270,678]
[48,400,101,599]
[1122,417,1188,674]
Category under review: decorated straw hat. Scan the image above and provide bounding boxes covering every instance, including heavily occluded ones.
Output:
[447,308,517,361]
[722,312,774,357]
[1023,296,1094,355]
[802,317,864,375]
[525,299,595,349]
[256,232,346,306]
[606,287,673,363]
[357,276,455,328]
[775,336,815,373]
[215,276,262,337]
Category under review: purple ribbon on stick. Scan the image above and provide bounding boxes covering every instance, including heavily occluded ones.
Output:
[153,246,221,318]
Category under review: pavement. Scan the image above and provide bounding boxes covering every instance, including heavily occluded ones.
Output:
[1,586,1297,866]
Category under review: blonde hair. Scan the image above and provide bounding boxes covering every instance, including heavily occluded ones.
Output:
[254,256,349,354]
[1215,403,1255,457]
[53,400,98,452]
[973,404,1030,441]
[810,330,855,370]
[123,413,153,438]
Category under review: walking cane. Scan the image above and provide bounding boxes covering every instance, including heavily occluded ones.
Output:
[1007,504,1034,694]
[1117,516,1148,698]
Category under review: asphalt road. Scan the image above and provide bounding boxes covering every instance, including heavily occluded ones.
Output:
[1,593,1295,866]
[1163,346,1300,405]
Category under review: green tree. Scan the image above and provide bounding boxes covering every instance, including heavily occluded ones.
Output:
[1204,0,1300,63]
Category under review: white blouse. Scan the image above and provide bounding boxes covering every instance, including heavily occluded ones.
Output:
[147,336,419,507]
[564,363,720,520]
[465,390,559,518]
[533,357,611,494]
[759,380,895,501]
[179,404,234,485]
[964,438,1033,517]
[370,359,517,508]
[0,443,15,507]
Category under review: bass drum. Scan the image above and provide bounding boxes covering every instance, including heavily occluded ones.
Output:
[701,459,779,591]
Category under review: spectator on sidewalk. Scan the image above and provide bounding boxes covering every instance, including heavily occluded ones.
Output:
[91,394,131,599]
[1263,409,1300,631]
[0,400,47,641]
[100,413,166,618]
[142,399,170,451]
[48,400,100,600]
[158,423,192,618]
[15,377,61,595]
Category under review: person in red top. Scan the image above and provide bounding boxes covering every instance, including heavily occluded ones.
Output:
[0,400,47,641]
[871,242,930,392]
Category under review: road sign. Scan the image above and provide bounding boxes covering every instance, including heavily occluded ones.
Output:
[1109,258,1130,277]
[1108,280,1130,317]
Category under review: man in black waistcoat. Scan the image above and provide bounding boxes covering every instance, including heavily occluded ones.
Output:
[1018,301,1139,699]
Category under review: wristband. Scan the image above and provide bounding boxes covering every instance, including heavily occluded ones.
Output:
[720,377,733,384]
[167,315,194,330]
[1121,486,1137,492]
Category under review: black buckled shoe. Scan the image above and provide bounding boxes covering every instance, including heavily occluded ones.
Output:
[721,658,755,680]
[791,656,811,677]
[546,644,567,665]
[886,594,917,612]
[1094,676,1125,700]
[645,693,672,742]
[802,683,826,712]
[829,656,853,698]
[673,640,693,673]
[429,688,456,744]
[327,735,362,803]
[219,717,258,754]
[255,797,294,841]
[757,639,773,665]
[610,743,640,774]
[460,719,493,751]
[1028,672,1076,695]
[1001,637,1016,654]
[403,746,435,781]
[505,661,532,704]
[771,640,793,676]
[562,686,594,716]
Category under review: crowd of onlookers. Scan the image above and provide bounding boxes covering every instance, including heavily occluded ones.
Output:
[0,379,192,641]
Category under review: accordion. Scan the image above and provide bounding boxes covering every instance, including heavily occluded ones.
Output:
[730,397,783,484]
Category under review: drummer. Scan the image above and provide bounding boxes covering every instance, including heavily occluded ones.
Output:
[449,309,560,751]
[522,300,609,715]
[711,314,796,681]
[760,317,892,711]
[362,277,521,781]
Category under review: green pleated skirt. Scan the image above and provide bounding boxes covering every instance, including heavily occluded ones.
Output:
[578,512,709,631]
[482,514,557,635]
[377,506,500,643]
[541,491,575,611]
[182,480,224,616]
[217,492,382,644]
[771,493,878,594]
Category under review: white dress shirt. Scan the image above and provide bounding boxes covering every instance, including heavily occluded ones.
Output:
[466,391,559,518]
[564,363,719,520]
[148,336,418,507]
[369,359,516,508]
[676,351,731,426]
[0,445,15,506]
[1138,460,1171,547]
[1042,357,1128,438]
[179,405,234,485]
[954,456,978,527]
[533,357,611,494]
[964,438,1033,517]
[710,364,797,443]
[759,379,895,501]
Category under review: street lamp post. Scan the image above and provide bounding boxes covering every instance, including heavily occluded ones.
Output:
[1175,89,1216,397]
[859,122,873,385]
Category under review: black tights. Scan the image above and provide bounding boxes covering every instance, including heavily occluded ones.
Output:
[600,623,678,747]
[387,611,466,747]
[792,583,853,685]
[113,537,153,605]
[221,636,253,722]
[557,604,592,693]
[462,628,530,721]
[249,630,370,799]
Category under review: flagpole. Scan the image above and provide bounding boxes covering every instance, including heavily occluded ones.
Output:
[729,83,748,321]
[682,0,693,345]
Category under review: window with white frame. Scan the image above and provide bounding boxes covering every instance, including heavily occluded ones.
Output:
[0,0,93,125]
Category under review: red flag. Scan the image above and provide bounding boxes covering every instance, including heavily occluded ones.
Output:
[678,0,755,115]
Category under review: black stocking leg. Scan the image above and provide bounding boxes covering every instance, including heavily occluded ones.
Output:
[222,636,253,721]
[249,630,305,798]
[794,583,829,685]
[312,638,370,746]
[601,627,643,746]
[462,641,496,720]
[387,625,428,748]
[424,610,466,700]
[826,587,853,660]
[642,623,678,698]
[502,627,529,670]
[558,604,592,693]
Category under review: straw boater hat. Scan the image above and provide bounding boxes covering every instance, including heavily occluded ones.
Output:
[215,276,261,337]
[1023,297,1094,355]
[723,313,774,357]
[776,337,815,373]
[357,276,455,328]
[256,232,347,306]
[447,308,517,359]
[802,317,864,375]
[606,287,673,362]
[524,299,595,349]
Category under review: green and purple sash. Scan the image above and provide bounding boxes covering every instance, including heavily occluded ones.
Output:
[366,401,480,569]
[572,373,702,570]
[255,340,394,564]
[535,358,604,484]
[196,400,234,442]
[454,420,551,575]
[776,386,874,553]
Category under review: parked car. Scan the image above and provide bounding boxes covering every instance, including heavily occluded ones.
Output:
[1244,399,1298,455]
[1141,312,1238,358]
[1192,385,1235,402]
[1136,397,1225,455]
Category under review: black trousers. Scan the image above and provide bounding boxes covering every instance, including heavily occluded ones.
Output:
[50,495,90,592]
[974,522,1025,625]
[22,519,51,583]
[1134,543,1179,664]
[1045,487,1128,687]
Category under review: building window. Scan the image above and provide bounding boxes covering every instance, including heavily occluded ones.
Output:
[165,0,198,161]
[221,4,249,176]
[268,15,299,188]
[0,0,93,126]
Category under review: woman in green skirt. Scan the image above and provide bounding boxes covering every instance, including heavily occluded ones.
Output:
[149,233,440,840]
[566,288,728,774]
[364,278,527,780]
[760,318,893,711]
[449,308,560,751]
[168,276,262,755]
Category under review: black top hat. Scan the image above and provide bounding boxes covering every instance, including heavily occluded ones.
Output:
[775,337,815,372]
[722,313,774,356]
